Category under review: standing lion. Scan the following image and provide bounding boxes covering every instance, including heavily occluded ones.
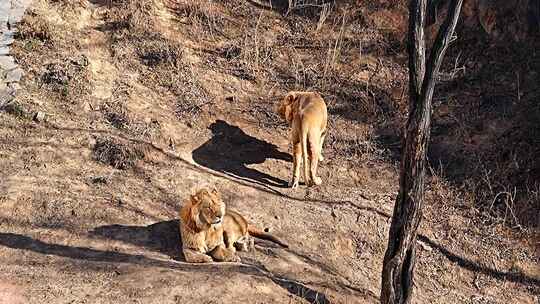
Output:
[277,91,328,188]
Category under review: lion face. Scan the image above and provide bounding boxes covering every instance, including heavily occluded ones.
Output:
[191,188,225,226]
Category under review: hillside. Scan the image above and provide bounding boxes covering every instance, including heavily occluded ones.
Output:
[0,0,538,303]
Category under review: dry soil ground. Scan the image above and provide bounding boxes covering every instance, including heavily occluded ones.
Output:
[0,0,538,303]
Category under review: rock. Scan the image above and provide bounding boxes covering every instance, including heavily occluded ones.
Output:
[82,101,92,112]
[0,55,17,71]
[33,111,46,122]
[0,46,8,56]
[8,82,20,91]
[5,67,23,83]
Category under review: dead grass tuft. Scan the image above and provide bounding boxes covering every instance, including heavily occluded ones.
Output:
[15,11,57,43]
[102,101,130,129]
[93,137,145,169]
[11,3,90,107]
[0,100,28,119]
[40,55,91,101]
[327,122,389,163]
[167,0,227,40]
[109,0,158,32]
[137,38,182,67]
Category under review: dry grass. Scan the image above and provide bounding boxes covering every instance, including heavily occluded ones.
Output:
[12,2,91,106]
[105,1,211,121]
[100,80,131,129]
[0,100,28,119]
[93,137,145,169]
[102,101,130,129]
[1,1,538,302]
[15,11,57,43]
[167,0,227,41]
[40,55,91,101]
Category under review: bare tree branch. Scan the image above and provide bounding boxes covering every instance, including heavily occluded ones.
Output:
[380,0,464,303]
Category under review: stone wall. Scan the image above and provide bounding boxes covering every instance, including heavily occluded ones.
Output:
[0,0,32,106]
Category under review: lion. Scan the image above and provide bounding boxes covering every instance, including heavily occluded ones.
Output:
[179,188,239,263]
[223,209,288,252]
[277,91,328,188]
[179,188,288,263]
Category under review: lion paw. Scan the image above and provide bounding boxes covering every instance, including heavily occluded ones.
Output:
[184,252,213,263]
[289,179,299,188]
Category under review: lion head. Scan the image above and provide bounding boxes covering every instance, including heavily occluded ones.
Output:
[277,92,297,124]
[188,188,226,229]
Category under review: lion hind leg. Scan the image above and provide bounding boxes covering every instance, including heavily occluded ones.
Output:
[308,132,322,186]
[319,129,326,162]
[210,244,240,262]
[301,125,310,186]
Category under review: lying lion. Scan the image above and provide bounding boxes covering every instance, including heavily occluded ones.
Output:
[179,188,288,263]
[277,91,328,188]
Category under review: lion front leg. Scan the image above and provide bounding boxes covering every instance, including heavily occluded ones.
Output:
[210,244,240,262]
[183,248,213,263]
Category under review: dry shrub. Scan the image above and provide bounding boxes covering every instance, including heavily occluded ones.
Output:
[209,34,275,83]
[100,79,132,129]
[40,55,91,101]
[0,100,28,119]
[102,101,130,129]
[167,0,226,40]
[93,137,145,169]
[15,11,58,42]
[327,122,389,163]
[11,2,90,106]
[137,38,181,67]
[469,123,540,228]
[108,0,157,32]
[134,37,208,119]
[106,0,210,121]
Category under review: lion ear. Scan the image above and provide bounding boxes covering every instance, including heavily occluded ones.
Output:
[210,187,220,197]
[286,93,296,105]
[190,194,200,203]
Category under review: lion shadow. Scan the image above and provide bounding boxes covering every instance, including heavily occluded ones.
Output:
[89,220,183,260]
[192,120,291,188]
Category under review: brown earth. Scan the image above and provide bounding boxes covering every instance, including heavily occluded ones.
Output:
[0,0,538,303]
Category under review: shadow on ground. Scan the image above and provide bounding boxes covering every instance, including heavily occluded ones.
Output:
[192,120,291,188]
[0,231,334,304]
[90,220,182,260]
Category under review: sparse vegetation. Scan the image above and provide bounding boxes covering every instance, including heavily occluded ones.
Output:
[0,100,28,119]
[1,0,538,303]
[93,137,145,169]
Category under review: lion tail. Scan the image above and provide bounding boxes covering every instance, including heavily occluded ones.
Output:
[247,225,289,248]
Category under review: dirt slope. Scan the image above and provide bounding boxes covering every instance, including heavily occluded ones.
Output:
[0,0,538,303]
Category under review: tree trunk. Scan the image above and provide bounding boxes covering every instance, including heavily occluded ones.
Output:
[380,1,463,304]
